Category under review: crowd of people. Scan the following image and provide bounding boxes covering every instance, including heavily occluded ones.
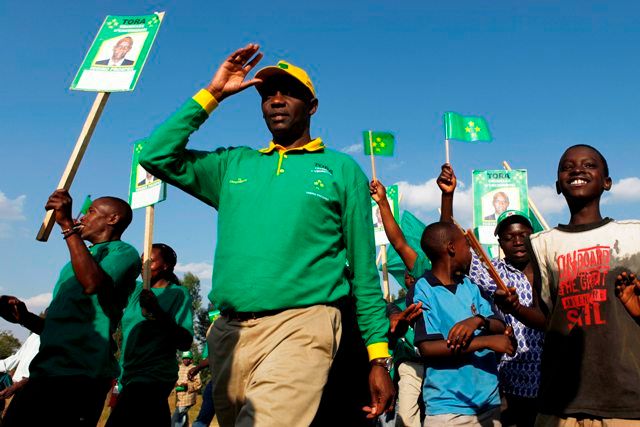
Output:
[0,43,638,427]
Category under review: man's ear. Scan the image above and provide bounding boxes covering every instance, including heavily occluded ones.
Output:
[107,213,120,227]
[308,98,318,116]
[603,176,612,192]
[446,240,456,258]
[555,180,561,195]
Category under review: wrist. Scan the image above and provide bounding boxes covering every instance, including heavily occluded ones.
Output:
[474,314,489,331]
[473,335,491,349]
[205,85,224,102]
[377,197,390,207]
[58,219,75,231]
[370,357,393,373]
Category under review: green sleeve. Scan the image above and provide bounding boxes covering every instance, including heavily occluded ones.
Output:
[174,286,194,338]
[139,97,234,209]
[342,171,389,350]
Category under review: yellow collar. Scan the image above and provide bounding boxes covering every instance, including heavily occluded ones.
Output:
[259,138,325,154]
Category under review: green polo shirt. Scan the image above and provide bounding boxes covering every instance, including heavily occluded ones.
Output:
[119,281,193,386]
[139,90,389,358]
[29,240,140,379]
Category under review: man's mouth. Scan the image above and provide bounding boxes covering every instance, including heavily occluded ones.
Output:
[270,113,289,121]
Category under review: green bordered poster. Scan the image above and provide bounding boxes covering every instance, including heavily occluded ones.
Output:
[128,142,166,209]
[372,185,399,246]
[71,12,164,92]
[472,169,529,245]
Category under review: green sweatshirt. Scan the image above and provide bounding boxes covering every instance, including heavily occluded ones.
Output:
[140,90,389,356]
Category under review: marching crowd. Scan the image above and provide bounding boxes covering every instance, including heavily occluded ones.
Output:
[0,44,638,427]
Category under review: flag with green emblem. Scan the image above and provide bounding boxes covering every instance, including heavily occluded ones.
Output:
[363,131,395,156]
[444,112,492,143]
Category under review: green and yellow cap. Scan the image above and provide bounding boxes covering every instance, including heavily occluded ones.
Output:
[181,351,193,359]
[494,210,533,236]
[255,60,316,98]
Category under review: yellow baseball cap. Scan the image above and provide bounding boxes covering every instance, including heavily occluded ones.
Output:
[255,60,316,98]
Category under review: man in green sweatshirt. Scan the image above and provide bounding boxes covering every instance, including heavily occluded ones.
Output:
[139,44,394,426]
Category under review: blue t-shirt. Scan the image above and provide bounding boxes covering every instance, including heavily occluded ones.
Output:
[413,271,501,415]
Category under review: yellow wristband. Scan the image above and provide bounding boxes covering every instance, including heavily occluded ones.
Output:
[192,89,219,115]
[366,342,390,361]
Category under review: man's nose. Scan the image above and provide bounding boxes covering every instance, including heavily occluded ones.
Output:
[270,91,286,105]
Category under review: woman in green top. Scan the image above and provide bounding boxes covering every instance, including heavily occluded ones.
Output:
[106,243,194,427]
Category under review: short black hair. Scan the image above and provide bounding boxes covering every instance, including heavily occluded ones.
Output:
[559,144,609,177]
[420,221,461,261]
[152,243,181,285]
[95,197,133,234]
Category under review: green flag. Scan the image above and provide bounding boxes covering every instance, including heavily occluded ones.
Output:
[528,207,546,233]
[383,210,431,287]
[444,112,492,143]
[363,131,395,156]
[79,195,92,216]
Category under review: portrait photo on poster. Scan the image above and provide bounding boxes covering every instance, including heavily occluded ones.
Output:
[93,33,147,67]
[136,164,158,189]
[481,188,520,222]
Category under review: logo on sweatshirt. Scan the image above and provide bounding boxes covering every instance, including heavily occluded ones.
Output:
[229,178,248,184]
[306,179,329,201]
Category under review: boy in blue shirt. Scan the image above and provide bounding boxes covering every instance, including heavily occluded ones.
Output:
[413,221,515,426]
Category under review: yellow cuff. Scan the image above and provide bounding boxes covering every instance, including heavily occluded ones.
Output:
[192,89,219,115]
[366,342,390,361]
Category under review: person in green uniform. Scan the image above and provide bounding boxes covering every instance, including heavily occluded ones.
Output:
[106,243,193,427]
[0,190,140,427]
[139,43,394,426]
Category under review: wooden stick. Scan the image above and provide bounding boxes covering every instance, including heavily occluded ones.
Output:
[142,205,155,290]
[369,130,377,181]
[445,139,450,164]
[502,160,550,230]
[380,244,391,302]
[464,228,509,292]
[36,92,111,241]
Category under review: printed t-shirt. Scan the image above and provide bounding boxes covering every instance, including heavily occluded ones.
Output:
[529,219,640,419]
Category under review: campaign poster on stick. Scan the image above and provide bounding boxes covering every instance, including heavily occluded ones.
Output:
[128,142,166,209]
[472,169,529,246]
[372,185,399,246]
[71,13,164,92]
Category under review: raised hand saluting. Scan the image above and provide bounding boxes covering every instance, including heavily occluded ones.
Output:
[206,44,264,102]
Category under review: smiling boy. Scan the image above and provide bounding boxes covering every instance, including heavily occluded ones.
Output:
[529,145,640,426]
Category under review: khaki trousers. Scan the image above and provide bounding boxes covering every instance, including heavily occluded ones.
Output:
[535,415,640,427]
[208,305,342,427]
[396,360,424,427]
